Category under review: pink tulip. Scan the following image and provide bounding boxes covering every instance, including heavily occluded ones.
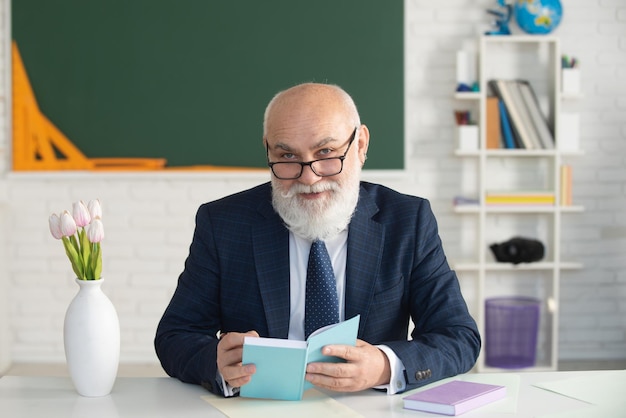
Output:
[52,200,105,281]
[88,199,102,220]
[72,200,91,228]
[48,213,63,239]
[60,210,78,237]
[87,218,104,243]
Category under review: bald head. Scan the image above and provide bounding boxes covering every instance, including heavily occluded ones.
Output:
[263,83,361,138]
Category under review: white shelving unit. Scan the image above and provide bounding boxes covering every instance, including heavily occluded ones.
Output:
[453,36,583,372]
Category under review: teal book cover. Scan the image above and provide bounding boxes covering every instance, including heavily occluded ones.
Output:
[240,315,360,400]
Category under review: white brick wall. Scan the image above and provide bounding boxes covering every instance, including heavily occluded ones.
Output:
[0,0,624,366]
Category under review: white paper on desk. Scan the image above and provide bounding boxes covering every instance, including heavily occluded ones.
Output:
[533,376,623,418]
[532,369,626,417]
[535,404,622,418]
[533,370,626,405]
[202,388,362,418]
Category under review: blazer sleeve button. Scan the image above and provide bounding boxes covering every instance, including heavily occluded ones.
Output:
[414,369,432,381]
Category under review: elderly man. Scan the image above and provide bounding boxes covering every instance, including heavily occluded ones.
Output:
[155,83,480,397]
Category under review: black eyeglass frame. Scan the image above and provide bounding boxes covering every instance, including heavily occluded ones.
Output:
[266,127,358,180]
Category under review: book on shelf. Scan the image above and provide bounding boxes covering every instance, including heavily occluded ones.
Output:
[453,196,480,206]
[486,197,555,205]
[402,380,507,416]
[498,99,516,149]
[507,80,543,149]
[488,79,555,150]
[517,80,555,149]
[560,164,572,206]
[488,79,534,149]
[485,96,501,149]
[240,315,360,401]
[485,191,555,205]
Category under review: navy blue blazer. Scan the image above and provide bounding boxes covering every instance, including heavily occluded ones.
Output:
[155,182,480,395]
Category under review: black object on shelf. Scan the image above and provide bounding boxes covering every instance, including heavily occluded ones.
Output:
[490,237,544,264]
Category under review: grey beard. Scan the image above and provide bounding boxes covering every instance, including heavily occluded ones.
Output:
[271,178,360,241]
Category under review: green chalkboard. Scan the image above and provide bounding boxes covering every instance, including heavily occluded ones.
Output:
[12,1,403,169]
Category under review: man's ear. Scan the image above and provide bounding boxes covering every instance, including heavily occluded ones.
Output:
[357,125,370,165]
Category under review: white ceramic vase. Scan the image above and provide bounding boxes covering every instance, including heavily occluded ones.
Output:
[64,278,120,397]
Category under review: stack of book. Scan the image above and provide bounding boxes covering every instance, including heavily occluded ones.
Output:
[487,79,555,150]
[560,165,573,206]
[485,191,555,206]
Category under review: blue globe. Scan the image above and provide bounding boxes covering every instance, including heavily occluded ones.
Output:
[515,0,563,35]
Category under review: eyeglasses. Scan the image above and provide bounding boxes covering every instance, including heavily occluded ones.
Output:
[266,127,357,180]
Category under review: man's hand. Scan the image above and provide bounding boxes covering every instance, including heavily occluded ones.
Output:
[216,331,259,388]
[304,339,391,392]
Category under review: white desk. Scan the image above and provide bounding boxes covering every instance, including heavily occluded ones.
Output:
[0,370,622,417]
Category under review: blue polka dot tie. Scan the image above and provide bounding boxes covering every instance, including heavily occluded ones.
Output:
[305,240,339,339]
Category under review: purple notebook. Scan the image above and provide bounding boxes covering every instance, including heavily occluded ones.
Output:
[402,380,506,416]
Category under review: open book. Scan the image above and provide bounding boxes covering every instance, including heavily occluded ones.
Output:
[240,315,360,400]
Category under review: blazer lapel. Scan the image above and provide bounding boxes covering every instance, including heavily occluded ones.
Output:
[345,187,384,335]
[252,195,291,338]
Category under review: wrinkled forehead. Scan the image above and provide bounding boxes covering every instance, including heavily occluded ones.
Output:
[267,98,351,139]
[266,84,355,133]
